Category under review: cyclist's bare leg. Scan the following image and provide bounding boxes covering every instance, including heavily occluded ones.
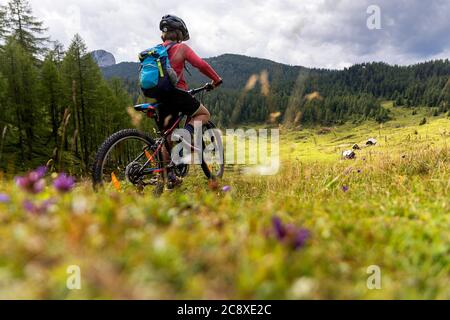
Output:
[189,105,210,125]
[162,140,172,166]
[162,137,182,188]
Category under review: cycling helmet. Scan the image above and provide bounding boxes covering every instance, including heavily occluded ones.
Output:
[160,15,190,41]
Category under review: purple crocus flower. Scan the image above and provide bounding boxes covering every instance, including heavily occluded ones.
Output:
[272,216,287,240]
[23,200,35,213]
[271,216,310,250]
[222,185,231,193]
[293,229,311,250]
[23,199,54,215]
[35,166,48,179]
[53,173,75,193]
[342,185,349,192]
[0,193,10,203]
[15,166,48,194]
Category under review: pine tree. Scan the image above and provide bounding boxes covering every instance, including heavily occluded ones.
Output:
[0,5,8,43]
[40,51,63,145]
[61,34,89,170]
[61,34,117,172]
[51,40,65,63]
[439,77,450,105]
[0,71,7,124]
[0,38,38,161]
[7,0,49,57]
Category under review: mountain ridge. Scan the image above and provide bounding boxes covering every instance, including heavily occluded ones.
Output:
[101,53,310,91]
[108,52,450,74]
[102,52,450,89]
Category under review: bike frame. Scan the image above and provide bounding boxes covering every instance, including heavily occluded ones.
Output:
[135,83,211,177]
[137,113,191,176]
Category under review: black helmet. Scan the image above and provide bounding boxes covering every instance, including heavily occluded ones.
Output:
[160,15,190,41]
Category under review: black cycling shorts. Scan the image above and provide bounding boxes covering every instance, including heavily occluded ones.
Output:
[145,88,201,130]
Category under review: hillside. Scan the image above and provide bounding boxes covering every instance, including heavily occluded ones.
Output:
[102,54,450,126]
[102,53,450,98]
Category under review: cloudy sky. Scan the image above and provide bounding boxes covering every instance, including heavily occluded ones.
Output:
[2,0,450,69]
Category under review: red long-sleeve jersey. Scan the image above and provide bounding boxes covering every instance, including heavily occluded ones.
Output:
[163,40,221,91]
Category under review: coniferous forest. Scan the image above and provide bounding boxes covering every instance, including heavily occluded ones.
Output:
[1,0,450,174]
[0,0,133,174]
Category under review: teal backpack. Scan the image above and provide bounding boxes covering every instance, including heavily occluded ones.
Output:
[139,43,178,98]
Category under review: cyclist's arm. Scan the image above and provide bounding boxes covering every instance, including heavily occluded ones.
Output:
[183,44,222,86]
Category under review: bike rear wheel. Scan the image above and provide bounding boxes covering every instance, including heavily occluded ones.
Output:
[92,129,165,195]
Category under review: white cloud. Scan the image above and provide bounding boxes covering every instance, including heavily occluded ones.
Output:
[1,0,449,68]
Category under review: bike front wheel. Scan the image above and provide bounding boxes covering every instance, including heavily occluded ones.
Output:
[201,121,225,180]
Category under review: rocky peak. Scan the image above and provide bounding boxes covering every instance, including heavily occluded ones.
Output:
[90,50,116,67]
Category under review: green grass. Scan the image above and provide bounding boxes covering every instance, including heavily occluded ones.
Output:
[0,106,449,299]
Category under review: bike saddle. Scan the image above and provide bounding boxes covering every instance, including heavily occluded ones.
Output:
[134,103,161,119]
[133,103,160,112]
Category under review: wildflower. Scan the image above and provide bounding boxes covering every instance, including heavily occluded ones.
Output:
[16,166,47,194]
[53,173,76,193]
[292,228,310,250]
[35,166,48,179]
[222,185,231,193]
[0,193,10,203]
[272,216,287,240]
[271,216,310,250]
[23,199,54,215]
[342,185,349,192]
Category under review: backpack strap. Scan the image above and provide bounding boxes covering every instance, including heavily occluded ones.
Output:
[164,42,192,77]
[164,41,178,53]
[184,65,192,76]
[164,42,184,85]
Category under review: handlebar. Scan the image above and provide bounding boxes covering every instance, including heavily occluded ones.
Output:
[188,80,223,96]
[188,83,214,96]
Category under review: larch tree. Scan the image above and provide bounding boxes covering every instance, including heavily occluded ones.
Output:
[40,50,63,145]
[0,5,8,43]
[61,34,111,172]
[51,40,65,63]
[0,39,38,161]
[7,0,49,58]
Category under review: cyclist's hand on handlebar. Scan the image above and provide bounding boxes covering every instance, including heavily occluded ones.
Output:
[205,83,214,92]
[213,79,223,88]
[206,79,223,91]
[213,78,223,88]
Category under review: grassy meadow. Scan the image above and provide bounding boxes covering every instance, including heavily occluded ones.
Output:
[0,105,449,299]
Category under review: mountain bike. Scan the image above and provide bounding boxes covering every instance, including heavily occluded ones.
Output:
[92,83,224,194]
